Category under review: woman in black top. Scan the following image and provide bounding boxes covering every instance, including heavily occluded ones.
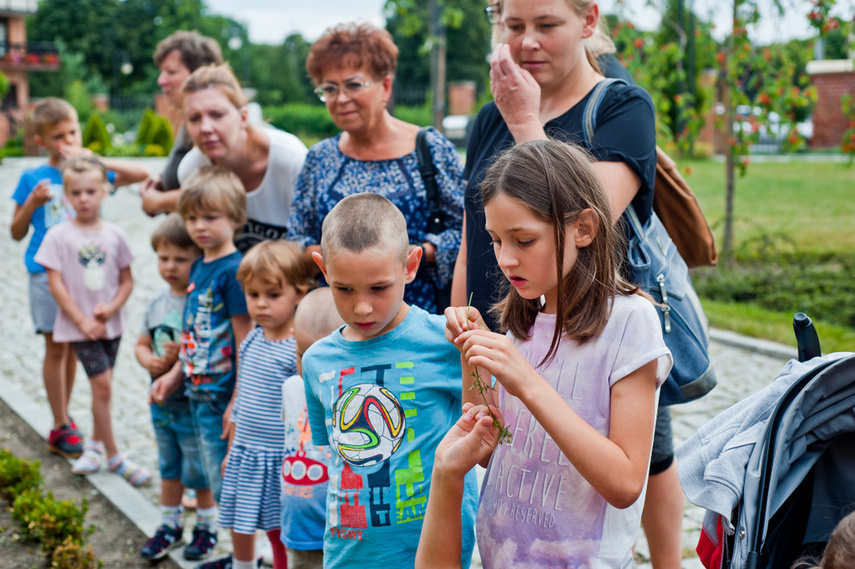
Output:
[451,0,657,328]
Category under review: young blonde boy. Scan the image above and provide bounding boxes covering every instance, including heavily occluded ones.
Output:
[137,213,218,561]
[302,193,478,568]
[280,287,344,569]
[150,166,252,567]
[10,97,148,458]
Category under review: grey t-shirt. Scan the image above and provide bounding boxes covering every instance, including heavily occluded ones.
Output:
[140,287,188,408]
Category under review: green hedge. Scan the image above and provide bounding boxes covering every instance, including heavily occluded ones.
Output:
[263,103,433,141]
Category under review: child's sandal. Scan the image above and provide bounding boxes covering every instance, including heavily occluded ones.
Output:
[71,442,104,475]
[108,454,152,487]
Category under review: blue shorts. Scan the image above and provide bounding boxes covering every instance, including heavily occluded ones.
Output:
[150,403,209,491]
[189,397,230,503]
[28,271,59,334]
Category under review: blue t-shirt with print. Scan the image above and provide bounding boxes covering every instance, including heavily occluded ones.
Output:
[12,163,116,274]
[179,251,247,400]
[302,305,478,568]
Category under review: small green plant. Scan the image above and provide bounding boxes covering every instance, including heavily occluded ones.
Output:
[0,448,43,497]
[51,536,101,569]
[82,114,111,153]
[466,294,513,445]
[12,490,93,553]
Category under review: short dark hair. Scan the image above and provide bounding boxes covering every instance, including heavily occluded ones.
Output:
[306,22,398,83]
[153,31,223,72]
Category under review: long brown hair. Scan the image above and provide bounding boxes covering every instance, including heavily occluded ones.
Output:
[480,139,638,365]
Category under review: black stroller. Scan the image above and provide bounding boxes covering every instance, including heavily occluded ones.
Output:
[677,314,855,569]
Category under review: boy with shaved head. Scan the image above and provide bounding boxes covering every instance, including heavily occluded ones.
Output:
[302,193,478,568]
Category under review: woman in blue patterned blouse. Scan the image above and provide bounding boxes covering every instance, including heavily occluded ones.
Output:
[287,22,464,314]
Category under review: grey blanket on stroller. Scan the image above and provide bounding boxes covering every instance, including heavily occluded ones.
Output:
[676,352,855,568]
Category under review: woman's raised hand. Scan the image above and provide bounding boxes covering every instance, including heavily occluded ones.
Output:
[490,43,544,142]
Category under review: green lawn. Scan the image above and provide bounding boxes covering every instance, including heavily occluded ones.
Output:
[681,159,855,257]
[680,158,855,352]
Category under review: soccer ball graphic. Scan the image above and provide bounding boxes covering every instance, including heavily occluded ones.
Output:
[332,384,406,467]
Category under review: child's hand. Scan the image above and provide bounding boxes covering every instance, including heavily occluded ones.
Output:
[79,317,106,340]
[145,354,171,378]
[27,180,54,208]
[58,145,94,161]
[221,452,229,479]
[456,329,537,399]
[160,341,180,365]
[92,303,113,322]
[434,402,503,478]
[221,401,234,440]
[149,365,182,404]
[444,305,489,346]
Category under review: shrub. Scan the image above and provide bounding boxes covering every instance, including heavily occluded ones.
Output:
[0,448,42,497]
[150,117,173,155]
[51,536,101,569]
[11,490,92,553]
[136,109,156,147]
[264,103,339,140]
[392,104,431,127]
[82,114,111,153]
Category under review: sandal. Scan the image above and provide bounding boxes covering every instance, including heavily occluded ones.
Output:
[72,441,104,475]
[108,454,152,487]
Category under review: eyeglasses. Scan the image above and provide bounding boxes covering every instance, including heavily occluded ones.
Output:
[314,79,374,103]
[484,2,501,25]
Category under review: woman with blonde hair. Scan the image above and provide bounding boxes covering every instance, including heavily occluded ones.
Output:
[176,64,308,252]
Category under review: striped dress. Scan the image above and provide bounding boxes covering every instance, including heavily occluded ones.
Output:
[218,327,296,532]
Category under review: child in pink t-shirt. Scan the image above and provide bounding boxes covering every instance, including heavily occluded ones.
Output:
[35,157,150,487]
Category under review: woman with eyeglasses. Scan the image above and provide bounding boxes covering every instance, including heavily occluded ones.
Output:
[175,64,308,252]
[287,22,464,314]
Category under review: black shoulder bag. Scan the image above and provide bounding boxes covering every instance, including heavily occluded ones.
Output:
[415,126,452,312]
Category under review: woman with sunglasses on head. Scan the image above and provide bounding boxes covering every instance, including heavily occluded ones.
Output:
[176,64,308,252]
[287,22,464,314]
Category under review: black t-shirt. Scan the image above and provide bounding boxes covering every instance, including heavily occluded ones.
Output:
[462,82,657,330]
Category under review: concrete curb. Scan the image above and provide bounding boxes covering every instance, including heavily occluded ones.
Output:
[710,328,797,361]
[0,372,197,569]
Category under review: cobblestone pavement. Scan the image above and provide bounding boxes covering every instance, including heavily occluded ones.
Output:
[1,157,795,567]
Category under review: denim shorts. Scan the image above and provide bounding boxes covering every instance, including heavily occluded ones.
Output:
[28,271,59,334]
[650,404,675,475]
[150,403,209,491]
[189,397,230,503]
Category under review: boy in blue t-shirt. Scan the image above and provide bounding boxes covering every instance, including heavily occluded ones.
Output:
[10,97,148,458]
[303,193,478,568]
[150,166,252,567]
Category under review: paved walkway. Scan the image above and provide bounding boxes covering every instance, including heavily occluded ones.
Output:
[0,157,797,567]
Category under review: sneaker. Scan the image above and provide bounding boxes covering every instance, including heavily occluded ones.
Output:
[47,424,84,458]
[194,555,263,569]
[184,525,218,560]
[141,524,185,560]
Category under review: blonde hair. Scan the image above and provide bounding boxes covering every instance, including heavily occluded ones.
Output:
[61,157,109,193]
[294,287,345,346]
[481,139,637,364]
[181,63,247,109]
[151,212,202,254]
[319,193,409,264]
[793,511,855,569]
[33,97,77,137]
[236,240,317,295]
[176,165,247,227]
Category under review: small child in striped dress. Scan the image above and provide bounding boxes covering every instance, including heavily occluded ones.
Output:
[217,240,316,569]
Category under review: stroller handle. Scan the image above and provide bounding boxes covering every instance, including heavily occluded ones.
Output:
[793,313,822,363]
